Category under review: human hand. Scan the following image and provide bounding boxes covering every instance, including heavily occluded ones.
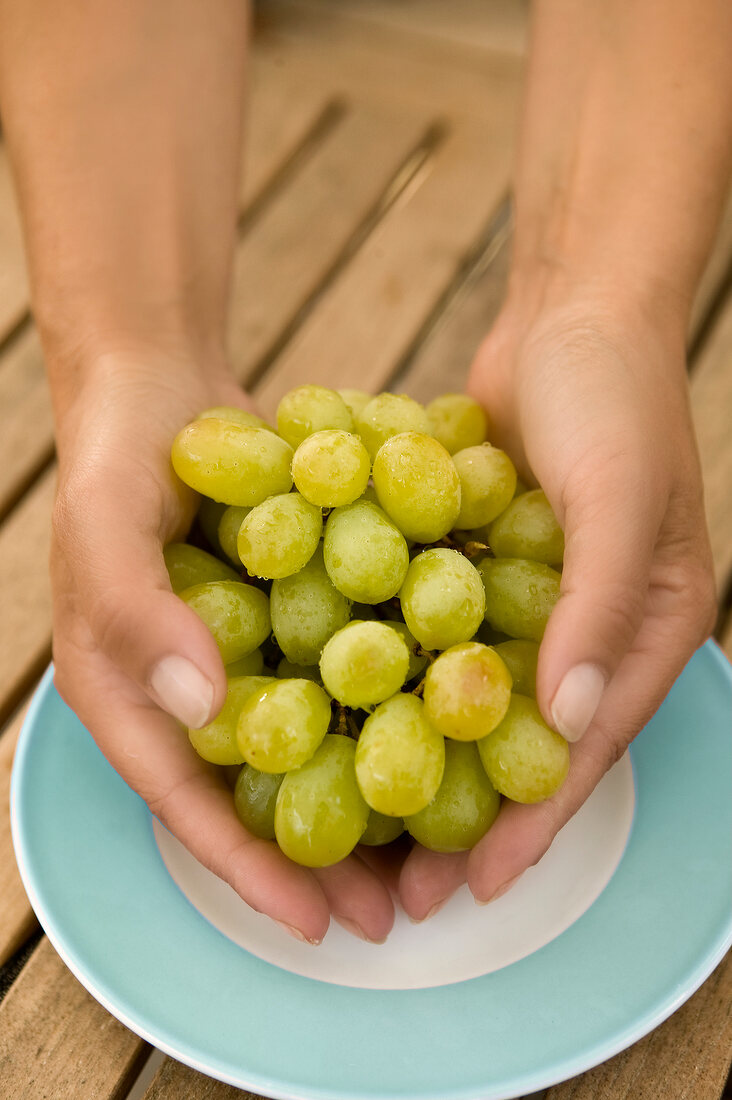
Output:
[399,294,717,919]
[50,353,395,944]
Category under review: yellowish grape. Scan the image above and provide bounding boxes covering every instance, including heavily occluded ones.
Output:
[275,735,369,867]
[478,557,561,642]
[355,693,445,817]
[164,542,240,594]
[399,548,485,650]
[452,443,517,529]
[236,678,332,773]
[356,393,432,459]
[423,642,512,741]
[291,430,371,508]
[405,740,500,852]
[172,419,293,506]
[372,432,461,543]
[478,694,570,803]
[237,492,322,579]
[488,489,564,565]
[276,384,353,449]
[323,499,409,603]
[180,580,270,663]
[197,405,274,432]
[426,394,487,454]
[188,675,275,764]
[319,621,410,708]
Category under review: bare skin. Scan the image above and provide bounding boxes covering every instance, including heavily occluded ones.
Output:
[1,0,730,938]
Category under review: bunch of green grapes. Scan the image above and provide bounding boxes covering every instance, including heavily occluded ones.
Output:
[167,385,569,868]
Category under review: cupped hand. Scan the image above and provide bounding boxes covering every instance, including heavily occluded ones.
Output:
[50,353,394,945]
[399,296,717,919]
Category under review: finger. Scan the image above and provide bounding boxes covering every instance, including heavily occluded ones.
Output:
[468,583,711,903]
[398,846,468,922]
[53,475,228,728]
[312,857,395,944]
[54,634,332,943]
[537,453,666,743]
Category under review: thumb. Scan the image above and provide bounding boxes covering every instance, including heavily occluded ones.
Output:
[53,491,228,729]
[537,459,665,743]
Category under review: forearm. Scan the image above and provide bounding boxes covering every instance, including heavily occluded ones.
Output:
[0,0,249,418]
[510,0,732,330]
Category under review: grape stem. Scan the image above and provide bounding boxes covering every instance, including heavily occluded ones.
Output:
[429,534,490,559]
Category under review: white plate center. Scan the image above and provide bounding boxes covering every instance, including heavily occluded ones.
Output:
[153,754,635,990]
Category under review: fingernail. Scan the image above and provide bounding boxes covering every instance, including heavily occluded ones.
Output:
[476,873,523,905]
[551,663,605,743]
[408,897,448,923]
[335,916,386,944]
[274,920,321,945]
[150,655,214,729]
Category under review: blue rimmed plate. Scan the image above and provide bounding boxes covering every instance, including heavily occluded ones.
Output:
[10,641,732,1100]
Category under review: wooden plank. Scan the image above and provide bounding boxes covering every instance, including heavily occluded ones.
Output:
[229,102,432,383]
[0,327,54,519]
[254,3,524,123]
[0,704,38,967]
[244,56,339,207]
[281,0,530,58]
[394,213,512,402]
[691,292,732,593]
[141,1057,260,1100]
[255,121,515,413]
[0,466,54,722]
[0,936,148,1100]
[690,189,732,341]
[0,144,29,344]
[545,950,732,1100]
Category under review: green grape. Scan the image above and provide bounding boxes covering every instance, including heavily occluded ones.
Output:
[180,580,271,663]
[197,497,227,554]
[164,542,240,594]
[275,734,369,867]
[474,621,512,647]
[356,393,432,459]
[355,693,445,817]
[233,765,284,840]
[276,384,353,449]
[399,548,485,650]
[338,388,372,420]
[488,489,564,565]
[291,430,371,508]
[237,492,322,579]
[405,740,500,853]
[478,557,561,642]
[425,394,488,454]
[423,642,512,741]
[372,432,461,542]
[360,809,404,846]
[236,678,332,773]
[276,658,321,683]
[270,546,352,665]
[493,640,539,698]
[196,405,274,433]
[323,499,409,603]
[319,621,410,708]
[217,505,250,565]
[452,443,517,529]
[226,649,265,677]
[478,694,570,803]
[172,419,293,506]
[388,620,429,681]
[188,675,275,764]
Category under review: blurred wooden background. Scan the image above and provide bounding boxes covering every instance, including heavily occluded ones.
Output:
[0,2,730,1098]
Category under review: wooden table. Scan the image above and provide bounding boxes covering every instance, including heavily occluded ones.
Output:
[0,3,730,1097]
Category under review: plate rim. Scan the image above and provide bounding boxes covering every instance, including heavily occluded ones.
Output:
[10,645,732,1100]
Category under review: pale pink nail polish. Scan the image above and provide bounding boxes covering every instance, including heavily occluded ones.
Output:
[551,663,605,743]
[150,655,214,728]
